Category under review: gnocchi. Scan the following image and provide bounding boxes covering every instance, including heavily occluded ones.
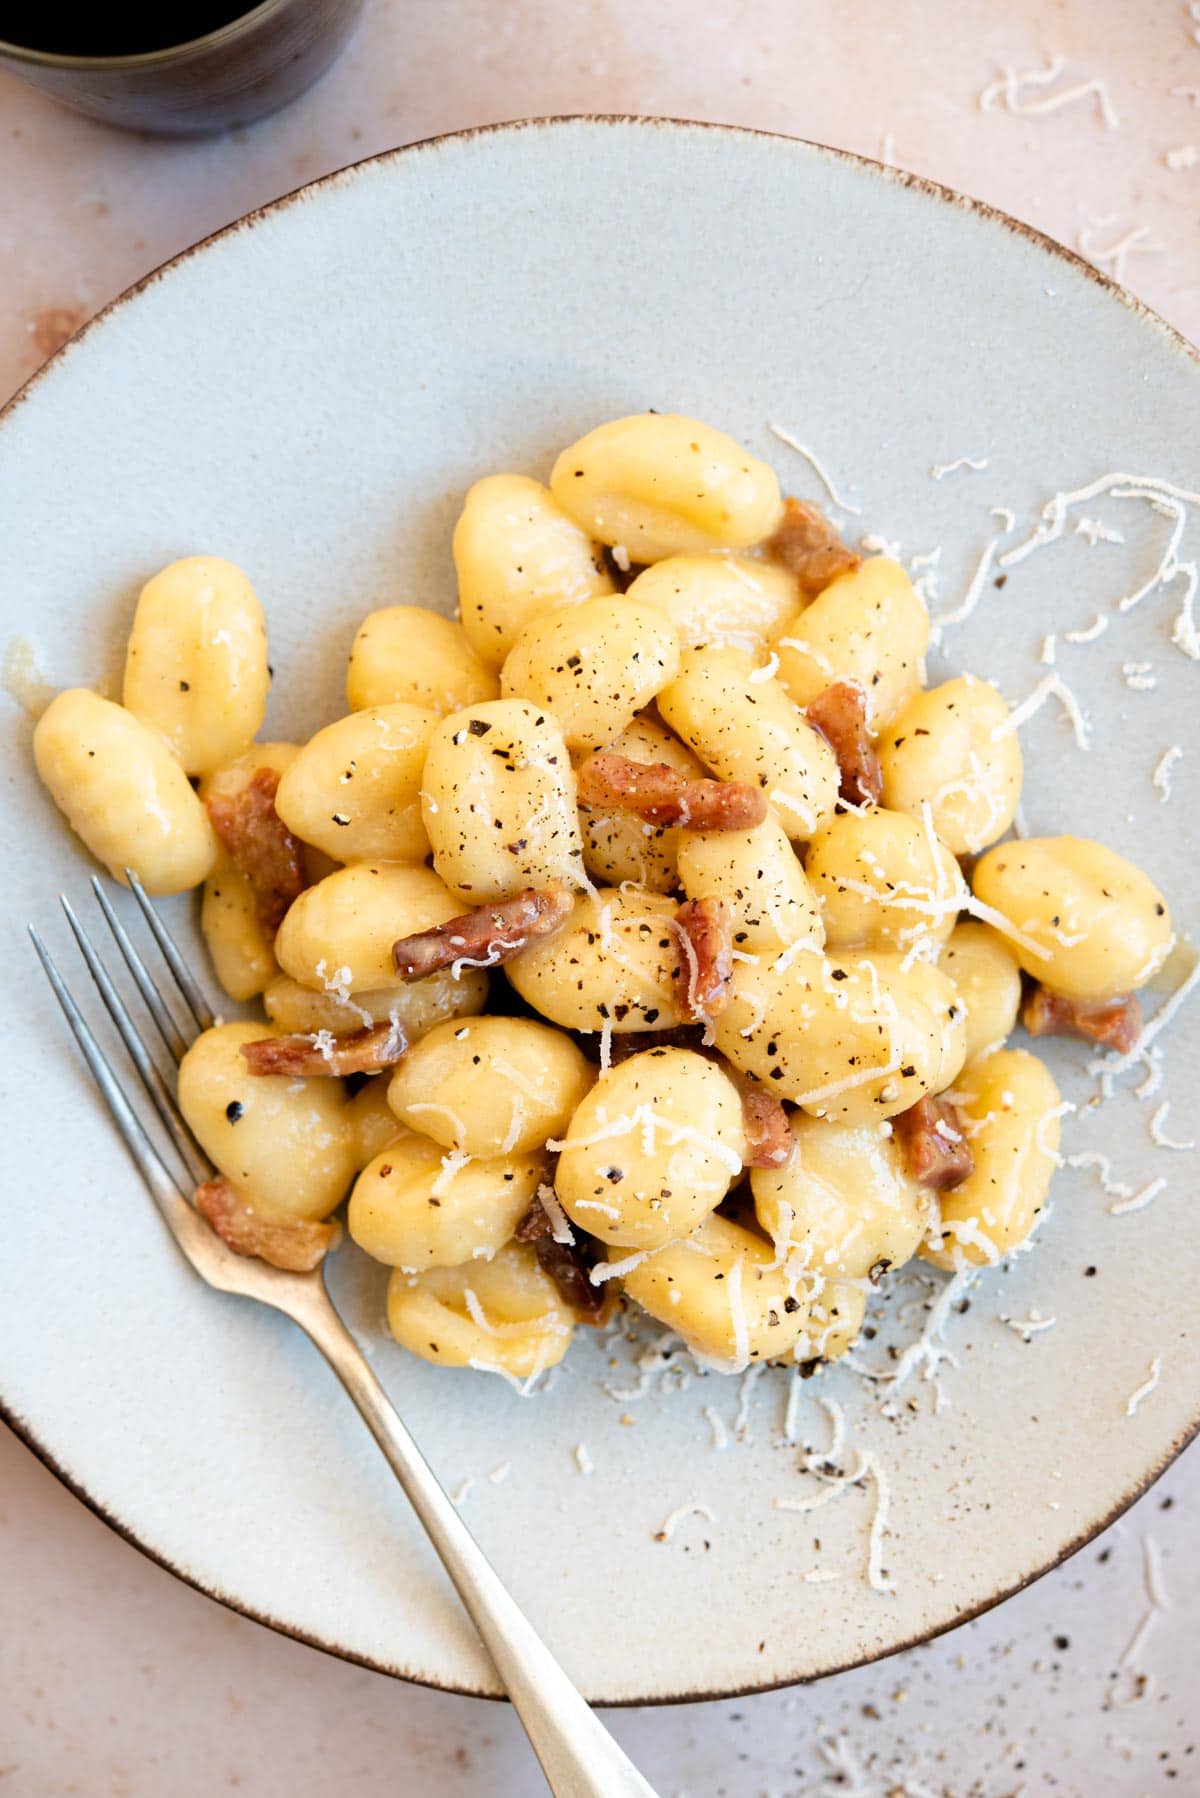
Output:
[625,554,800,650]
[454,474,614,668]
[501,596,679,751]
[349,1130,544,1270]
[274,704,437,864]
[34,689,218,894]
[922,1049,1062,1269]
[388,1016,593,1158]
[33,406,1178,1397]
[551,413,783,561]
[972,836,1172,1000]
[178,1022,356,1221]
[774,556,928,731]
[878,675,1022,855]
[347,606,499,715]
[804,807,965,953]
[420,699,585,901]
[555,1048,746,1248]
[123,556,269,776]
[275,861,461,992]
[658,644,840,840]
[386,1244,575,1375]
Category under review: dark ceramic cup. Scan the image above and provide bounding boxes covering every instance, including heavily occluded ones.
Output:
[0,0,365,135]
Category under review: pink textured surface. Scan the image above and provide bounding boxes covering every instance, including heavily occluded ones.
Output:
[2,4,1198,1792]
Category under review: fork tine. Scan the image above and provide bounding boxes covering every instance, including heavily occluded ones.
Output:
[29,926,184,1213]
[61,895,212,1188]
[91,878,189,1063]
[125,869,215,1033]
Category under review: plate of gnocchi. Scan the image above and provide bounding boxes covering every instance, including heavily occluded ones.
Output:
[2,117,1199,1702]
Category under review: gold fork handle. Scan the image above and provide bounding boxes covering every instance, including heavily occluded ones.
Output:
[294,1290,658,1798]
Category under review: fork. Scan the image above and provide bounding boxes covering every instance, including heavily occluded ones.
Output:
[30,872,658,1798]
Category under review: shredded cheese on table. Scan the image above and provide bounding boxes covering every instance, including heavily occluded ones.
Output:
[979,54,1119,129]
[1125,1357,1162,1416]
[996,671,1090,749]
[999,1310,1057,1342]
[1149,1103,1195,1151]
[1152,745,1182,802]
[930,456,988,479]
[654,1502,716,1542]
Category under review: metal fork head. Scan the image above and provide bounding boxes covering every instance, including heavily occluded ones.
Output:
[30,872,325,1318]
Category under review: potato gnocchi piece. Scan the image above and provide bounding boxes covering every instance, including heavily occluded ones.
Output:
[805,807,965,953]
[774,557,928,731]
[657,644,839,840]
[676,816,823,953]
[624,554,800,649]
[501,596,679,751]
[618,1213,818,1367]
[345,1076,407,1170]
[123,556,269,776]
[347,606,499,715]
[752,1114,931,1281]
[275,862,462,993]
[922,1049,1062,1269]
[938,922,1022,1063]
[350,1129,544,1271]
[388,1016,593,1158]
[199,743,306,999]
[554,1047,745,1249]
[33,689,218,895]
[506,887,687,1033]
[714,949,967,1124]
[453,474,614,669]
[580,714,704,893]
[386,1243,575,1376]
[420,699,585,902]
[797,1280,867,1365]
[274,705,438,863]
[262,966,488,1038]
[178,1022,356,1222]
[972,836,1173,1001]
[551,414,783,562]
[879,675,1022,855]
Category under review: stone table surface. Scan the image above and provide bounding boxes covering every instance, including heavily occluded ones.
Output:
[2,3,1198,1793]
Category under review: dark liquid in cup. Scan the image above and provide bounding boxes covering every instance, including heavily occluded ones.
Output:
[0,3,260,55]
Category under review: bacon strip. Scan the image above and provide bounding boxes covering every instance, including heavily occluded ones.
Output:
[740,1085,792,1169]
[392,885,573,980]
[194,1177,338,1272]
[893,1095,974,1191]
[1022,985,1142,1055]
[675,897,734,1022]
[805,680,883,807]
[206,767,306,936]
[241,1020,407,1077]
[576,752,767,831]
[767,496,861,599]
[515,1198,613,1324]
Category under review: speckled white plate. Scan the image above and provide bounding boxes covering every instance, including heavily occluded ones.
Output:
[1,118,1198,1704]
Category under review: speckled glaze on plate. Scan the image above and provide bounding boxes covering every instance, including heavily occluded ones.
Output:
[1,118,1197,1705]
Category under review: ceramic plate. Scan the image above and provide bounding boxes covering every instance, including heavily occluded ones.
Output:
[2,118,1197,1704]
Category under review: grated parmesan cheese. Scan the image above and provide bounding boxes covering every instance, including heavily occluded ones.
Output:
[1149,1103,1195,1151]
[930,456,988,480]
[573,1442,594,1475]
[654,1501,716,1542]
[1152,745,1182,802]
[767,424,862,515]
[1125,1357,1162,1416]
[979,54,1119,129]
[995,671,1090,750]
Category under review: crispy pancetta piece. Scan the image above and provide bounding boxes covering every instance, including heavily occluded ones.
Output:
[767,496,861,599]
[241,1020,407,1077]
[576,752,768,831]
[206,767,306,935]
[805,680,883,807]
[392,884,573,980]
[194,1177,338,1272]
[739,1085,792,1169]
[514,1197,612,1323]
[675,897,734,1022]
[893,1095,974,1191]
[1022,985,1142,1055]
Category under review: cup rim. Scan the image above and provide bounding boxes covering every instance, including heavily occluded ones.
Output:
[0,0,283,69]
